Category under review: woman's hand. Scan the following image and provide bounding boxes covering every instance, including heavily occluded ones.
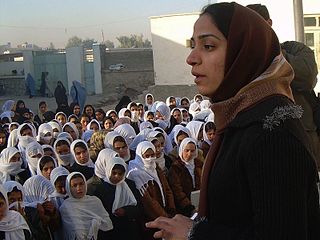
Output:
[113,208,125,217]
[146,214,193,240]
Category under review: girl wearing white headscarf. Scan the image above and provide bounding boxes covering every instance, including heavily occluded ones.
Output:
[37,123,53,145]
[104,131,133,162]
[168,138,203,217]
[118,108,131,119]
[0,147,23,184]
[139,121,153,132]
[7,129,18,148]
[48,121,62,139]
[189,101,201,117]
[165,96,177,110]
[36,156,57,180]
[17,123,37,166]
[168,126,192,163]
[155,102,171,129]
[23,175,60,239]
[60,172,113,239]
[53,137,75,168]
[9,122,19,133]
[201,121,216,158]
[200,99,212,110]
[0,184,30,240]
[63,122,79,141]
[186,121,204,145]
[25,141,44,176]
[114,123,136,147]
[87,154,141,240]
[144,93,154,111]
[42,144,58,160]
[55,112,67,126]
[86,119,101,132]
[127,141,175,222]
[70,139,95,180]
[153,127,173,155]
[129,128,152,151]
[49,166,69,209]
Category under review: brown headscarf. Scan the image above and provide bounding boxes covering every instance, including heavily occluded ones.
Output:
[198,2,294,217]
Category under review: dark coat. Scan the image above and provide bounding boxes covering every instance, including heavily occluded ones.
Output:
[69,162,94,180]
[168,157,203,217]
[190,96,320,240]
[87,175,143,240]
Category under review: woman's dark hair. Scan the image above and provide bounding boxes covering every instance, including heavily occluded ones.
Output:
[205,121,216,132]
[8,186,22,195]
[112,164,125,173]
[83,105,95,115]
[39,156,55,171]
[124,110,131,118]
[95,108,105,116]
[55,139,70,147]
[177,130,189,138]
[55,175,67,185]
[20,124,32,134]
[80,113,90,120]
[39,101,46,108]
[74,141,87,150]
[70,173,84,181]
[147,112,154,117]
[201,3,234,39]
[113,136,126,145]
[103,116,115,125]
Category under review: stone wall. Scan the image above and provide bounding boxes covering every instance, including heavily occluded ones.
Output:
[101,48,154,100]
[0,76,26,96]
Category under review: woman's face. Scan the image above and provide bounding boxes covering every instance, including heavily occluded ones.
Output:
[0,198,7,221]
[109,168,125,185]
[104,119,113,130]
[186,14,227,97]
[0,133,6,146]
[172,110,182,123]
[64,125,77,140]
[182,142,196,162]
[73,105,81,115]
[55,176,67,195]
[206,129,216,142]
[74,146,89,164]
[70,177,86,199]
[90,122,99,132]
[57,114,67,126]
[10,153,21,163]
[80,117,89,129]
[85,107,94,117]
[42,161,55,180]
[113,141,128,159]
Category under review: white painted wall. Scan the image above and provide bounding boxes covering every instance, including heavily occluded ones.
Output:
[23,50,35,79]
[150,13,199,85]
[66,46,84,92]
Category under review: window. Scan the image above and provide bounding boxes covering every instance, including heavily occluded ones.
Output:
[305,33,314,47]
[304,17,316,27]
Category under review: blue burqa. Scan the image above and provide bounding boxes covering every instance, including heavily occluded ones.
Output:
[70,80,87,113]
[26,73,36,96]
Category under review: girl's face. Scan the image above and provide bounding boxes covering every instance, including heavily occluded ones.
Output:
[42,161,55,180]
[85,107,94,117]
[156,111,164,120]
[39,104,47,113]
[177,133,188,146]
[74,146,89,164]
[70,177,86,199]
[109,112,118,122]
[73,105,81,115]
[8,191,22,206]
[113,141,128,159]
[56,144,70,155]
[44,149,56,159]
[10,153,21,163]
[186,14,227,97]
[181,99,189,109]
[95,111,104,121]
[57,115,67,126]
[172,110,182,123]
[90,122,99,132]
[80,117,89,129]
[206,129,216,142]
[0,198,7,221]
[147,96,153,105]
[152,140,162,158]
[104,119,113,130]
[169,97,176,106]
[64,125,77,140]
[109,168,125,185]
[182,142,196,162]
[147,113,154,121]
[55,176,67,195]
[124,110,131,118]
[142,149,155,159]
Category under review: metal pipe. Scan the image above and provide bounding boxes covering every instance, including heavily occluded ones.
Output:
[293,0,305,43]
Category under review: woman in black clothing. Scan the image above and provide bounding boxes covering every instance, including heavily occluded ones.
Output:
[147,2,320,240]
[54,81,68,108]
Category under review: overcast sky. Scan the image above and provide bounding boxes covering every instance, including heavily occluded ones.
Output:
[1,0,319,48]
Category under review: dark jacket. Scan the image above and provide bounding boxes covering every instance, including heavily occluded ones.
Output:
[87,175,143,240]
[190,96,320,240]
[168,157,203,217]
[69,162,94,180]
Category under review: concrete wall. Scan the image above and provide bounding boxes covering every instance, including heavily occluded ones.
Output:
[150,13,198,86]
[0,61,24,76]
[66,46,85,93]
[101,48,154,99]
[0,76,25,96]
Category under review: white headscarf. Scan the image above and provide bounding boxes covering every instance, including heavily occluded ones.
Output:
[155,119,168,130]
[118,108,130,119]
[37,123,53,144]
[139,121,153,132]
[70,139,95,168]
[143,110,154,122]
[147,131,166,170]
[0,147,23,184]
[200,99,211,110]
[3,181,25,212]
[9,122,19,132]
[165,96,176,107]
[189,102,201,117]
[127,141,165,206]
[7,129,18,148]
[53,137,75,167]
[172,125,191,146]
[48,121,62,139]
[82,129,94,143]
[55,112,67,126]
[178,138,198,187]
[2,100,15,112]
[186,121,204,142]
[61,172,113,240]
[86,119,101,131]
[42,144,58,160]
[0,111,13,123]
[153,127,173,154]
[23,175,54,208]
[203,121,215,146]
[57,132,73,144]
[95,153,137,212]
[49,166,70,201]
[36,156,57,178]
[17,123,36,150]
[156,102,171,122]
[104,132,131,162]
[63,122,80,140]
[129,128,152,151]
[94,149,119,181]
[26,141,44,176]
[0,184,30,240]
[114,123,136,146]
[145,93,154,111]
